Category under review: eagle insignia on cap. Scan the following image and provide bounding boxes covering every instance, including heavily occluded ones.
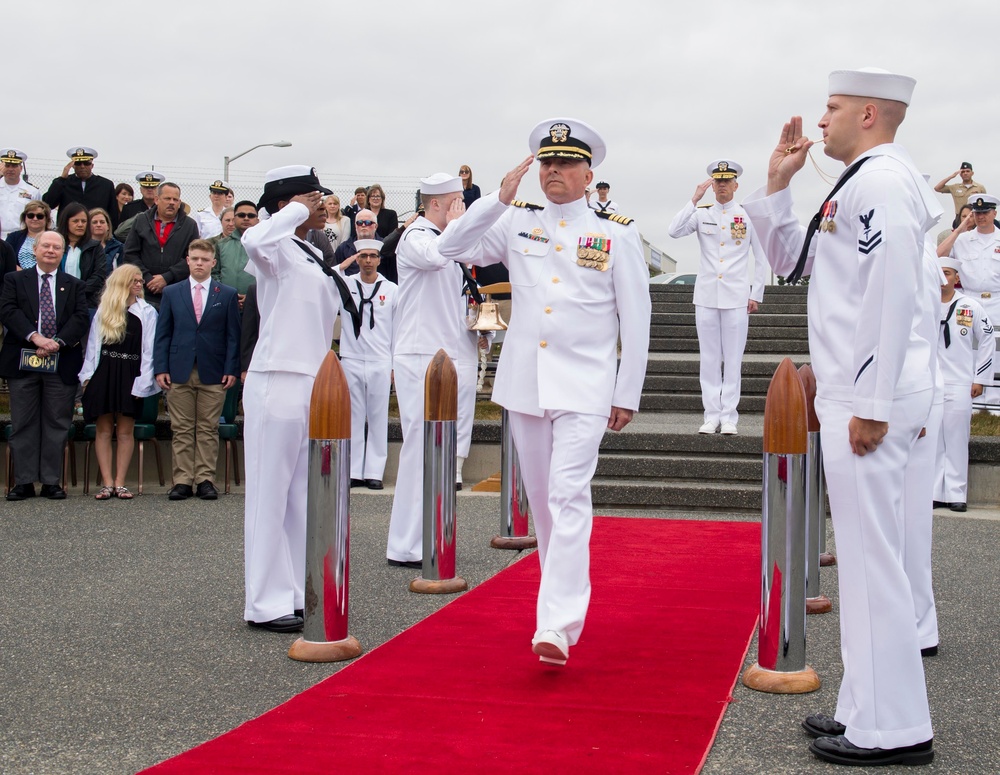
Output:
[549,123,570,143]
[213,180,223,187]
[143,174,155,183]
[977,198,984,207]
[719,162,729,172]
[76,148,86,156]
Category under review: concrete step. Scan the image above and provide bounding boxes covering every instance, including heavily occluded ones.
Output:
[649,284,807,298]
[649,338,810,353]
[640,394,767,412]
[591,478,762,511]
[651,312,809,327]
[651,324,809,341]
[599,427,764,456]
[652,302,809,315]
[646,355,809,375]
[596,451,760,481]
[643,375,774,393]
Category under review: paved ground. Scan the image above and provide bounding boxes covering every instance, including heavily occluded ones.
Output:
[0,485,997,774]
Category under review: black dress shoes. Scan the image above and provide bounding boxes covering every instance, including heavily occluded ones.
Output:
[168,484,194,501]
[455,482,463,491]
[932,500,948,509]
[196,480,219,500]
[921,645,938,657]
[247,614,304,633]
[802,713,846,738]
[948,502,967,512]
[365,479,383,490]
[388,559,422,569]
[40,484,67,500]
[6,483,36,501]
[350,478,366,488]
[810,735,933,766]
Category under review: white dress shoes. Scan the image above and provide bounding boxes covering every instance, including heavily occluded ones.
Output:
[698,421,719,434]
[532,630,569,665]
[720,422,738,435]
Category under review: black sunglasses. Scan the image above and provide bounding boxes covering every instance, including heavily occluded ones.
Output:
[234,212,257,218]
[25,213,46,220]
[356,219,376,227]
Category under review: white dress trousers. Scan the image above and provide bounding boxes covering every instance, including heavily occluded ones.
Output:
[342,358,392,481]
[817,392,934,750]
[386,352,477,563]
[695,306,749,425]
[242,371,313,622]
[935,387,974,502]
[902,398,941,650]
[507,408,608,646]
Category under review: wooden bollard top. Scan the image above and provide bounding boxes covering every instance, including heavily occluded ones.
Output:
[797,363,820,433]
[763,358,808,455]
[310,351,351,440]
[425,349,458,421]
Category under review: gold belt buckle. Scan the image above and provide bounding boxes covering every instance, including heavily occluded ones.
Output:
[982,292,992,299]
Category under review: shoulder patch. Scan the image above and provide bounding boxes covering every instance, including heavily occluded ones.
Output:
[596,211,634,226]
[696,203,713,209]
[511,200,544,210]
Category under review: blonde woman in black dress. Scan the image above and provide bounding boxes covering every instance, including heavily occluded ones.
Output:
[79,264,159,499]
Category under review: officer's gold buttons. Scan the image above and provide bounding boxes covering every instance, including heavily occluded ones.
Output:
[559,220,566,227]
[540,341,548,348]
[552,277,560,283]
[544,306,552,314]
[718,274,723,279]
[523,248,529,253]
[720,242,725,246]
[555,245,563,252]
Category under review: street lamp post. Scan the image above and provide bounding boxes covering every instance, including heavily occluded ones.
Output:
[223,141,292,181]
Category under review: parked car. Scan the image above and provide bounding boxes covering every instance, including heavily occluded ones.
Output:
[649,273,697,285]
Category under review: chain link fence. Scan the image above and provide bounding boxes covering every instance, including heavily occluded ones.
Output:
[21,157,422,220]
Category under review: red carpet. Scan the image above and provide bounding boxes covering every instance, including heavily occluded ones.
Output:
[146,518,760,775]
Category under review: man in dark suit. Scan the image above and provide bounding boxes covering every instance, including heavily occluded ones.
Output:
[42,147,116,216]
[154,239,241,501]
[0,231,90,500]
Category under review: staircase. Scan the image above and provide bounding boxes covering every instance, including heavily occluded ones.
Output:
[591,283,810,513]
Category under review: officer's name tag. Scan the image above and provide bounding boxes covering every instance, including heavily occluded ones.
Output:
[20,349,58,373]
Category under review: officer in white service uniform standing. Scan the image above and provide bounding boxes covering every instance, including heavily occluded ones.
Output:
[0,149,40,239]
[386,172,511,568]
[431,118,651,666]
[934,256,994,511]
[939,194,1000,409]
[742,68,939,767]
[337,238,397,490]
[241,165,351,633]
[669,160,766,435]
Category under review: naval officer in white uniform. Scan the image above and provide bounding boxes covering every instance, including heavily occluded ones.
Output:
[743,68,939,767]
[939,194,1000,410]
[241,165,346,633]
[934,256,994,511]
[430,118,651,666]
[337,238,397,490]
[669,160,766,434]
[0,149,40,239]
[386,171,521,567]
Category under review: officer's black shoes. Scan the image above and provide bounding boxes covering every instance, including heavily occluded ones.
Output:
[932,500,948,509]
[365,479,383,490]
[948,502,967,512]
[802,713,846,738]
[387,559,422,569]
[809,735,933,766]
[247,614,304,633]
[921,645,938,657]
[350,479,366,488]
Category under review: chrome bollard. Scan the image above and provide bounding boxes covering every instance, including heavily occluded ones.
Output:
[742,358,820,694]
[288,352,362,663]
[799,365,832,615]
[410,350,467,595]
[491,408,536,550]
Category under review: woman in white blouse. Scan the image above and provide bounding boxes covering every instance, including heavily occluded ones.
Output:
[323,195,351,251]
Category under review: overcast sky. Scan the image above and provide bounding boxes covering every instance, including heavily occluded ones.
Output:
[8,1,994,273]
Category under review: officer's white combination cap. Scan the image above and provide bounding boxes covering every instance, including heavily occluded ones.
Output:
[707,160,742,179]
[828,67,916,106]
[940,256,961,272]
[354,239,383,252]
[420,173,462,195]
[529,117,606,168]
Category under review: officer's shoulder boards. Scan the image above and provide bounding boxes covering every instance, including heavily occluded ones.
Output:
[511,200,544,211]
[696,203,713,209]
[596,211,635,226]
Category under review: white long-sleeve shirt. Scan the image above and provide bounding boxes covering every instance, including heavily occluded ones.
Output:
[939,291,995,387]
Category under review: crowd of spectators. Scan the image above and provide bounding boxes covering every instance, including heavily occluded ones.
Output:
[1,143,429,501]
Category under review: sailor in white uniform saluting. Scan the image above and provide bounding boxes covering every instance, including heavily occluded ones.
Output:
[421,118,651,667]
[668,159,766,435]
[241,165,358,633]
[742,68,940,767]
